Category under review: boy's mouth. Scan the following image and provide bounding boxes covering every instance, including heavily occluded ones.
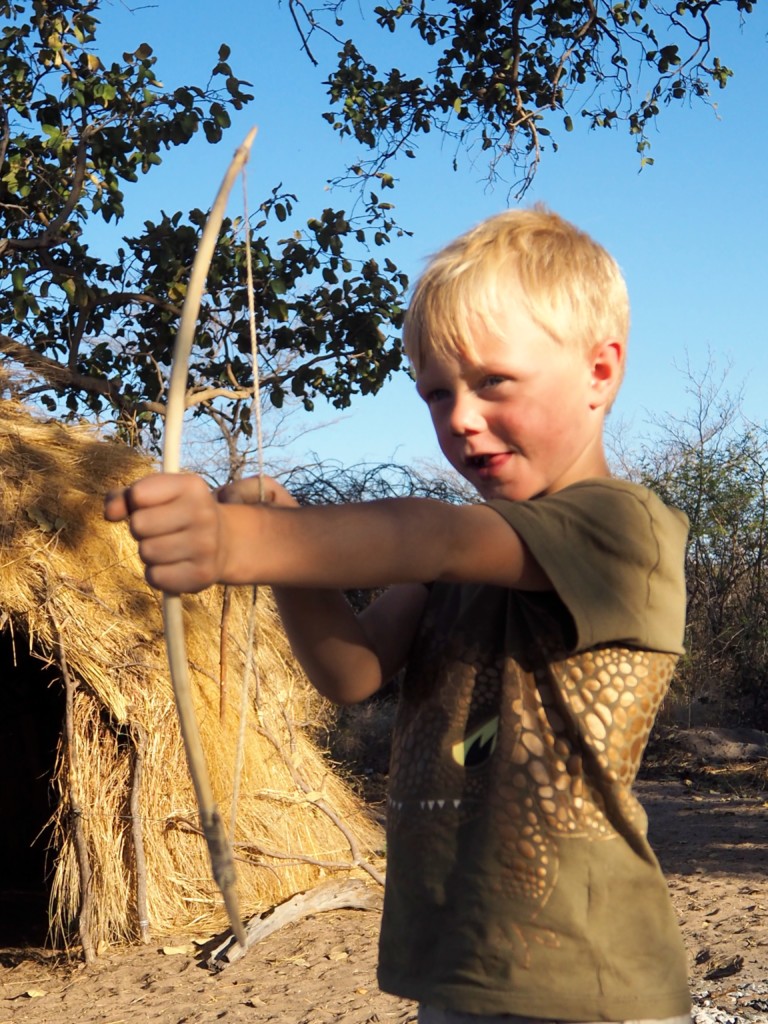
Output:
[466,452,507,469]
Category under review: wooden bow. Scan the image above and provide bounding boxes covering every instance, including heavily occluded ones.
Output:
[162,127,258,947]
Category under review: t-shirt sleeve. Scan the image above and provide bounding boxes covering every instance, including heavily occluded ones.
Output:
[486,481,689,654]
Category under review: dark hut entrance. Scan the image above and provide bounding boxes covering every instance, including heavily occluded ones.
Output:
[0,625,62,946]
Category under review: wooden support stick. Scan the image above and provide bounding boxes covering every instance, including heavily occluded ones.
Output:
[53,612,95,963]
[129,722,151,944]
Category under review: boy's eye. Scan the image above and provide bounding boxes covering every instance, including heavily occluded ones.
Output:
[481,374,509,389]
[424,387,450,405]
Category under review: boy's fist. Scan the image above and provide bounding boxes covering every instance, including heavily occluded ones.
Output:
[104,473,225,595]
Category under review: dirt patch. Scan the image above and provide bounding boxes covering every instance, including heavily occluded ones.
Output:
[640,778,768,1022]
[2,774,767,1024]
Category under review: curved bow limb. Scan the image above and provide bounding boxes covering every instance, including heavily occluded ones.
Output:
[163,127,258,948]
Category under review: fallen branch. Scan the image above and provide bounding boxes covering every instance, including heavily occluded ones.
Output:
[205,877,381,972]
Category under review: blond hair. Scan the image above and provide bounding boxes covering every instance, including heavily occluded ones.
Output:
[403,206,630,382]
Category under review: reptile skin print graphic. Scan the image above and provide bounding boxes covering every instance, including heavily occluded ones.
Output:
[387,597,678,966]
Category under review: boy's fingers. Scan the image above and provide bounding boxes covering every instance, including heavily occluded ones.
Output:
[104,488,130,522]
[104,478,167,522]
[105,474,209,522]
[124,473,197,508]
[218,473,274,505]
[217,477,265,506]
[218,475,299,508]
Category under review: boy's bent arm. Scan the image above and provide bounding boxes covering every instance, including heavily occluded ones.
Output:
[215,476,429,704]
[271,583,428,704]
[217,475,425,704]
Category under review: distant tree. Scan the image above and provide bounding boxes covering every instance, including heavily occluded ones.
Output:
[291,0,758,193]
[0,0,408,455]
[618,363,768,728]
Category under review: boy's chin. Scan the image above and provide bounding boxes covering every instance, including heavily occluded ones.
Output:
[473,480,532,502]
[452,462,537,502]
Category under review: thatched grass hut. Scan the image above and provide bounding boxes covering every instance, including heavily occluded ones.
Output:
[0,399,382,954]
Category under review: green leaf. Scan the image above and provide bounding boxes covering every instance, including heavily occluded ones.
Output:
[13,294,28,321]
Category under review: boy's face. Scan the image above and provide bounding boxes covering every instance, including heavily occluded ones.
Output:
[415,294,613,502]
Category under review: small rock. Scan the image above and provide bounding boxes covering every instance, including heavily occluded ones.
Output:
[704,954,744,980]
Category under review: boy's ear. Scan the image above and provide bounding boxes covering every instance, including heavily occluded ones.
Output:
[588,339,623,409]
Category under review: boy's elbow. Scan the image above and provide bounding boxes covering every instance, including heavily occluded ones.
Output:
[326,691,370,708]
[308,667,383,706]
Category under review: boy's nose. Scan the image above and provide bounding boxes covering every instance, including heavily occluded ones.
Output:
[448,394,484,435]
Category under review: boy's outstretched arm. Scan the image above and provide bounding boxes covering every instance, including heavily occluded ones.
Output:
[105,471,550,700]
[105,474,426,703]
[104,472,549,592]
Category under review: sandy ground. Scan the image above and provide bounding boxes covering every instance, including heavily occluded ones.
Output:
[2,776,767,1024]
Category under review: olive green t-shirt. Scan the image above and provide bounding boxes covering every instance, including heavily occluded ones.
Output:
[377,479,691,1021]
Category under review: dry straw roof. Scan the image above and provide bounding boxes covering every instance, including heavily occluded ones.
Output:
[0,399,382,953]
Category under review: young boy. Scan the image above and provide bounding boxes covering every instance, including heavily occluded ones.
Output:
[105,208,692,1024]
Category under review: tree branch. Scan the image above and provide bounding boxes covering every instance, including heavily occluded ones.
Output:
[288,0,320,66]
[0,334,167,417]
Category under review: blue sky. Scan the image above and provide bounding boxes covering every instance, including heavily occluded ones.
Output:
[94,2,768,472]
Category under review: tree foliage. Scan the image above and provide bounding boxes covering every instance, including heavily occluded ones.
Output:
[1,0,761,464]
[0,0,408,452]
[293,0,755,193]
[621,365,768,729]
